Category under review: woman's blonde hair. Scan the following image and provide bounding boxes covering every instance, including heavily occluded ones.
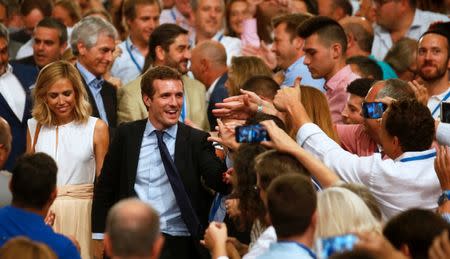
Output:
[0,237,57,259]
[227,56,272,96]
[32,61,91,126]
[316,187,381,238]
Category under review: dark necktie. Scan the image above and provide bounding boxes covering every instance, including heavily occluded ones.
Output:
[155,130,202,238]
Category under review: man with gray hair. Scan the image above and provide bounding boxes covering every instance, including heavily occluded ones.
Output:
[71,16,119,129]
[0,23,31,171]
[104,198,164,259]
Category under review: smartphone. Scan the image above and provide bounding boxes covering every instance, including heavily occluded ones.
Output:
[316,234,358,259]
[235,124,270,143]
[441,102,450,123]
[362,102,387,119]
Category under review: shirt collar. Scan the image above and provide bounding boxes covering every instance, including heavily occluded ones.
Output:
[125,36,137,50]
[286,56,304,73]
[394,148,436,162]
[325,65,353,91]
[206,76,221,102]
[409,9,422,30]
[0,64,13,78]
[144,119,178,139]
[76,62,103,88]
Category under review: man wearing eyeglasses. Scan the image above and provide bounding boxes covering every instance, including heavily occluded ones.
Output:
[371,0,448,60]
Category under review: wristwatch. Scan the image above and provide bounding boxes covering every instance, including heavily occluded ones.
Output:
[438,190,450,206]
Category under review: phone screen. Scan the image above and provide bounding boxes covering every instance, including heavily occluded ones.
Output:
[235,124,270,143]
[316,234,358,259]
[441,102,450,123]
[362,102,387,119]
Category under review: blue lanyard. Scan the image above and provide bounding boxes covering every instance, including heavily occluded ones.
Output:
[180,95,186,122]
[399,151,436,162]
[217,33,224,43]
[431,90,450,116]
[125,40,143,72]
[278,241,317,259]
[170,9,176,21]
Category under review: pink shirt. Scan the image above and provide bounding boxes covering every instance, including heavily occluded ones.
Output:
[336,124,377,157]
[325,65,360,124]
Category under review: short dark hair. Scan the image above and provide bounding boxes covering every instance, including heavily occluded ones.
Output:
[297,16,348,53]
[10,153,57,209]
[122,0,160,20]
[145,24,188,69]
[384,99,434,152]
[20,0,53,17]
[333,0,353,16]
[346,78,376,98]
[383,209,450,259]
[267,174,316,238]
[422,22,450,55]
[242,76,280,101]
[141,66,182,98]
[272,13,312,40]
[346,56,383,80]
[36,17,68,44]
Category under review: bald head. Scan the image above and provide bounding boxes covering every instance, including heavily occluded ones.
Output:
[105,198,161,258]
[191,40,228,86]
[340,16,374,55]
[192,40,227,66]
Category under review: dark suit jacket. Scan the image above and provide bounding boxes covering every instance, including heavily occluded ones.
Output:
[10,56,40,90]
[0,80,32,170]
[92,120,227,238]
[207,73,229,129]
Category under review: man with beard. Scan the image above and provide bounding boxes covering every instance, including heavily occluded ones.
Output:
[118,24,209,130]
[416,22,450,120]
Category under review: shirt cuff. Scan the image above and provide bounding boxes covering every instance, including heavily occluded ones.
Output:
[217,256,229,259]
[92,233,104,240]
[296,123,323,146]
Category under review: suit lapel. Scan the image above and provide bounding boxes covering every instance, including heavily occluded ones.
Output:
[0,94,20,122]
[127,120,147,194]
[174,122,190,185]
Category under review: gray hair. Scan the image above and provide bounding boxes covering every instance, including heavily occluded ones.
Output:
[106,198,160,257]
[376,79,415,100]
[70,16,118,56]
[0,23,8,43]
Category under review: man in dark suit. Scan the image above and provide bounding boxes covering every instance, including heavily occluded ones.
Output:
[92,66,227,259]
[190,40,229,129]
[70,16,118,128]
[0,24,31,170]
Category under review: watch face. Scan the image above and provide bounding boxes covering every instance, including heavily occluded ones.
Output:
[438,191,450,206]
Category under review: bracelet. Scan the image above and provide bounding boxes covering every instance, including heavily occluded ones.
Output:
[257,104,263,113]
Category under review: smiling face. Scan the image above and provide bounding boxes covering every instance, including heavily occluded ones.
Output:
[228,0,249,36]
[77,34,116,77]
[272,23,301,70]
[417,33,449,83]
[127,3,160,46]
[161,34,191,74]
[195,0,224,38]
[46,78,76,124]
[341,94,365,124]
[144,79,184,130]
[33,27,66,68]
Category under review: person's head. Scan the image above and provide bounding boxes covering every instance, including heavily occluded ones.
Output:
[241,75,280,101]
[271,13,312,70]
[316,187,381,238]
[342,78,376,124]
[363,79,415,144]
[10,153,57,211]
[318,0,352,21]
[290,0,319,15]
[298,16,348,80]
[337,182,382,221]
[226,56,272,96]
[83,8,112,22]
[190,40,227,86]
[104,198,164,259]
[267,174,317,239]
[226,0,250,37]
[32,61,91,126]
[146,23,190,74]
[0,117,11,169]
[0,22,8,76]
[192,0,225,39]
[174,0,192,17]
[417,23,450,84]
[32,17,67,68]
[355,0,376,24]
[0,237,57,259]
[384,37,418,81]
[70,16,118,77]
[383,208,450,259]
[52,0,81,27]
[0,0,7,25]
[379,99,434,158]
[339,16,374,56]
[346,56,383,79]
[373,0,415,31]
[20,0,53,35]
[141,66,183,130]
[123,0,161,47]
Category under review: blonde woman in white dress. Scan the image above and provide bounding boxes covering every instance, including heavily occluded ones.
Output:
[26,61,109,259]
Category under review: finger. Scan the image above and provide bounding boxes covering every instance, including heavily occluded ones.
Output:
[294,76,302,88]
[207,136,222,143]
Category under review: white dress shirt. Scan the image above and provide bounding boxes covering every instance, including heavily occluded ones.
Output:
[190,30,241,65]
[0,65,25,120]
[427,87,450,120]
[296,123,441,219]
[437,122,450,146]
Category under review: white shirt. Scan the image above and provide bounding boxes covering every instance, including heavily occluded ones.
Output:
[243,226,277,259]
[297,123,441,219]
[427,86,450,120]
[191,30,241,65]
[371,9,449,60]
[160,6,195,33]
[0,65,26,120]
[206,76,221,105]
[437,122,450,146]
[110,37,145,85]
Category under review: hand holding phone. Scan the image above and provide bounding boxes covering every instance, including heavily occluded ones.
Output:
[362,102,387,119]
[441,102,450,123]
[316,234,358,259]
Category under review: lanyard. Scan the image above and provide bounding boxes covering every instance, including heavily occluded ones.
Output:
[217,33,224,43]
[399,151,436,162]
[125,40,143,72]
[171,9,176,21]
[180,95,186,122]
[431,90,450,116]
[278,241,317,259]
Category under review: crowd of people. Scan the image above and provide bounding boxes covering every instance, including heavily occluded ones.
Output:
[0,0,449,258]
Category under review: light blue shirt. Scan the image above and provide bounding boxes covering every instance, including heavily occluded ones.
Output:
[257,242,316,259]
[282,56,325,92]
[371,9,449,60]
[76,62,109,125]
[110,37,145,85]
[134,120,190,236]
[368,55,397,79]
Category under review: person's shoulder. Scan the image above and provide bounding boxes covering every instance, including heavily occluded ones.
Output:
[121,76,142,92]
[118,119,147,132]
[416,9,449,22]
[48,232,81,259]
[178,123,209,139]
